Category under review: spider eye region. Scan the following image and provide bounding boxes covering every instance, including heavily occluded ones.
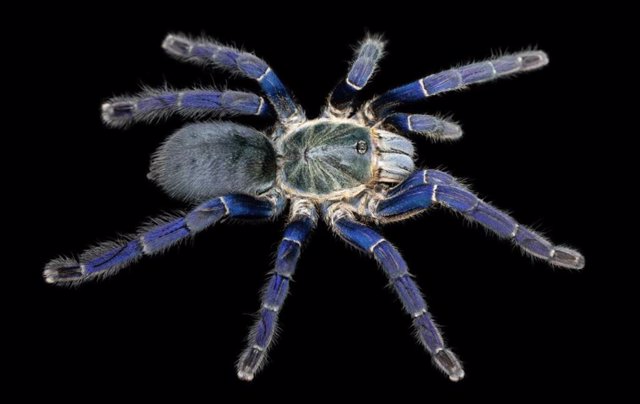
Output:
[356,140,368,154]
[279,120,374,198]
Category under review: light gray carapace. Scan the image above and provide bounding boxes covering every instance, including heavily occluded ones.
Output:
[44,33,584,383]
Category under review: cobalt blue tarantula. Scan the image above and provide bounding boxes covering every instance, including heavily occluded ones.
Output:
[44,34,584,382]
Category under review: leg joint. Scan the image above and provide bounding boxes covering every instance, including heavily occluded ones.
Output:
[262,303,280,312]
[369,238,386,253]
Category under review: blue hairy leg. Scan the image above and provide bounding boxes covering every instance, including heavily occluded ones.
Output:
[386,168,465,198]
[237,204,317,381]
[101,88,271,127]
[43,195,281,284]
[332,216,464,381]
[328,35,385,114]
[162,34,303,122]
[369,51,549,118]
[377,170,585,269]
[384,113,462,141]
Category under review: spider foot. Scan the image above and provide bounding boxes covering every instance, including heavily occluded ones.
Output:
[162,34,191,58]
[43,258,84,284]
[101,101,135,125]
[520,50,549,71]
[550,247,585,270]
[433,348,465,382]
[237,346,265,382]
[236,369,255,382]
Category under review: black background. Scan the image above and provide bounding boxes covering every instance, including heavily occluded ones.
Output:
[15,4,620,401]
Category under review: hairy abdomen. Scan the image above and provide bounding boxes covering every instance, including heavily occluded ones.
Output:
[149,122,276,202]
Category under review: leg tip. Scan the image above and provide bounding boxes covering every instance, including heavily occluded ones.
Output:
[433,348,465,382]
[236,346,265,382]
[359,35,386,60]
[237,370,255,382]
[449,368,465,382]
[43,269,57,284]
[101,101,135,126]
[551,247,585,270]
[520,50,549,71]
[162,34,191,57]
[101,102,115,125]
[161,34,176,50]
[43,258,84,284]
[441,121,463,140]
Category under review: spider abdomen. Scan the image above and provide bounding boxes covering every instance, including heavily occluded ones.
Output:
[278,120,375,199]
[149,122,276,202]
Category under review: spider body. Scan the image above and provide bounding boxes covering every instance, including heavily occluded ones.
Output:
[279,120,375,199]
[149,122,277,202]
[277,119,413,201]
[45,34,584,382]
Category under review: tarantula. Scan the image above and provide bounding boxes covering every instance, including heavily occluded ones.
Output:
[44,33,585,382]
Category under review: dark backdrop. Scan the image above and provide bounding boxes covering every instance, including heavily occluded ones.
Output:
[15,4,619,401]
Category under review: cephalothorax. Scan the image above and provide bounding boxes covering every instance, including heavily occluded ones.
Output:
[44,34,585,382]
[277,119,413,200]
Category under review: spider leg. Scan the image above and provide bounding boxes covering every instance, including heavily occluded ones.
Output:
[237,200,317,381]
[329,210,464,381]
[162,34,304,123]
[376,169,585,269]
[382,113,462,142]
[326,35,385,116]
[387,169,466,198]
[101,88,272,127]
[366,50,548,119]
[43,194,283,284]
